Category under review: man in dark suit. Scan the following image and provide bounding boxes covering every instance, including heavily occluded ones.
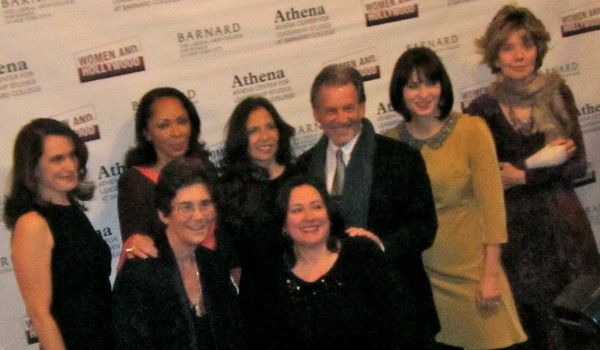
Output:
[296,65,440,347]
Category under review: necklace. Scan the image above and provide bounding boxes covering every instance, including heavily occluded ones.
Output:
[178,251,205,317]
[501,104,533,135]
[191,252,205,317]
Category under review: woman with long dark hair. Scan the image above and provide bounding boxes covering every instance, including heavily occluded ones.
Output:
[118,87,216,260]
[4,118,114,349]
[219,96,296,280]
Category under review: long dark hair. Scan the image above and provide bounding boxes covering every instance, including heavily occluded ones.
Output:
[4,118,93,229]
[275,176,346,266]
[221,96,295,178]
[124,87,211,167]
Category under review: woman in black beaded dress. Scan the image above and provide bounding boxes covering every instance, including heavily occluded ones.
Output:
[245,176,405,349]
[4,118,114,349]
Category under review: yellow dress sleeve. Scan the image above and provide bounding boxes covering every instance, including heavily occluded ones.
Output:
[467,116,508,244]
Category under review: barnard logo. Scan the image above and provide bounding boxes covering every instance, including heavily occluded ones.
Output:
[364,0,418,27]
[542,61,580,77]
[75,38,145,83]
[0,60,28,74]
[561,5,600,37]
[275,6,325,23]
[177,23,241,42]
[232,69,286,88]
[1,0,44,8]
[407,34,459,52]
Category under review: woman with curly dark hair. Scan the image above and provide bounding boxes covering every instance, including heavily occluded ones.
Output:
[113,159,244,349]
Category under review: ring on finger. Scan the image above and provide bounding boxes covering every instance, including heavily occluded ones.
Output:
[125,247,135,253]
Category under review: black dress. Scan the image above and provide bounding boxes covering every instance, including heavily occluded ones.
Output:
[218,164,296,326]
[246,237,406,350]
[35,202,114,349]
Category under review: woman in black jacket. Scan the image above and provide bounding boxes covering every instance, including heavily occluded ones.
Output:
[113,158,244,350]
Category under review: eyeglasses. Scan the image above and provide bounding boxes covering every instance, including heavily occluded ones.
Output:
[172,199,214,216]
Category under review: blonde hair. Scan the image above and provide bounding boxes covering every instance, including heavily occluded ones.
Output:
[476,5,550,74]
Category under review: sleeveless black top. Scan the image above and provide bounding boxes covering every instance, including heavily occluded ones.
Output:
[35,202,114,349]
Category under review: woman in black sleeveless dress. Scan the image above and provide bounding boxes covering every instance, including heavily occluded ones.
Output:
[4,118,114,349]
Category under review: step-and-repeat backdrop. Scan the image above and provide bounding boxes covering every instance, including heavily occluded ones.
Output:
[1,0,599,347]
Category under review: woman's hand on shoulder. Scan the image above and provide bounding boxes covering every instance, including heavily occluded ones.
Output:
[123,233,158,259]
[346,227,385,252]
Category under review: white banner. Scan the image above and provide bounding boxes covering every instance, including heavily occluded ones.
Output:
[1,1,599,347]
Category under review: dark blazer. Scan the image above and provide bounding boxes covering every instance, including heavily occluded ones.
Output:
[296,119,440,341]
[112,233,245,350]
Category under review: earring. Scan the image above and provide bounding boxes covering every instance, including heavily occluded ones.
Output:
[281,228,288,237]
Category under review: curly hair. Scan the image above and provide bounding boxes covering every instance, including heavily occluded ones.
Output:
[154,157,218,216]
[476,5,550,74]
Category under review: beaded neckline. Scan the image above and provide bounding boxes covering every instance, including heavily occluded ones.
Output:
[398,112,458,150]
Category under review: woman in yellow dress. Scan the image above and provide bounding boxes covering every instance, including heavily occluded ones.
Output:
[385,47,526,349]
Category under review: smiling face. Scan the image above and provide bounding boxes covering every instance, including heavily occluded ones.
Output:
[159,183,216,251]
[246,107,279,167]
[285,184,331,249]
[37,135,79,204]
[313,83,364,147]
[496,30,537,82]
[143,96,192,166]
[402,70,442,120]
